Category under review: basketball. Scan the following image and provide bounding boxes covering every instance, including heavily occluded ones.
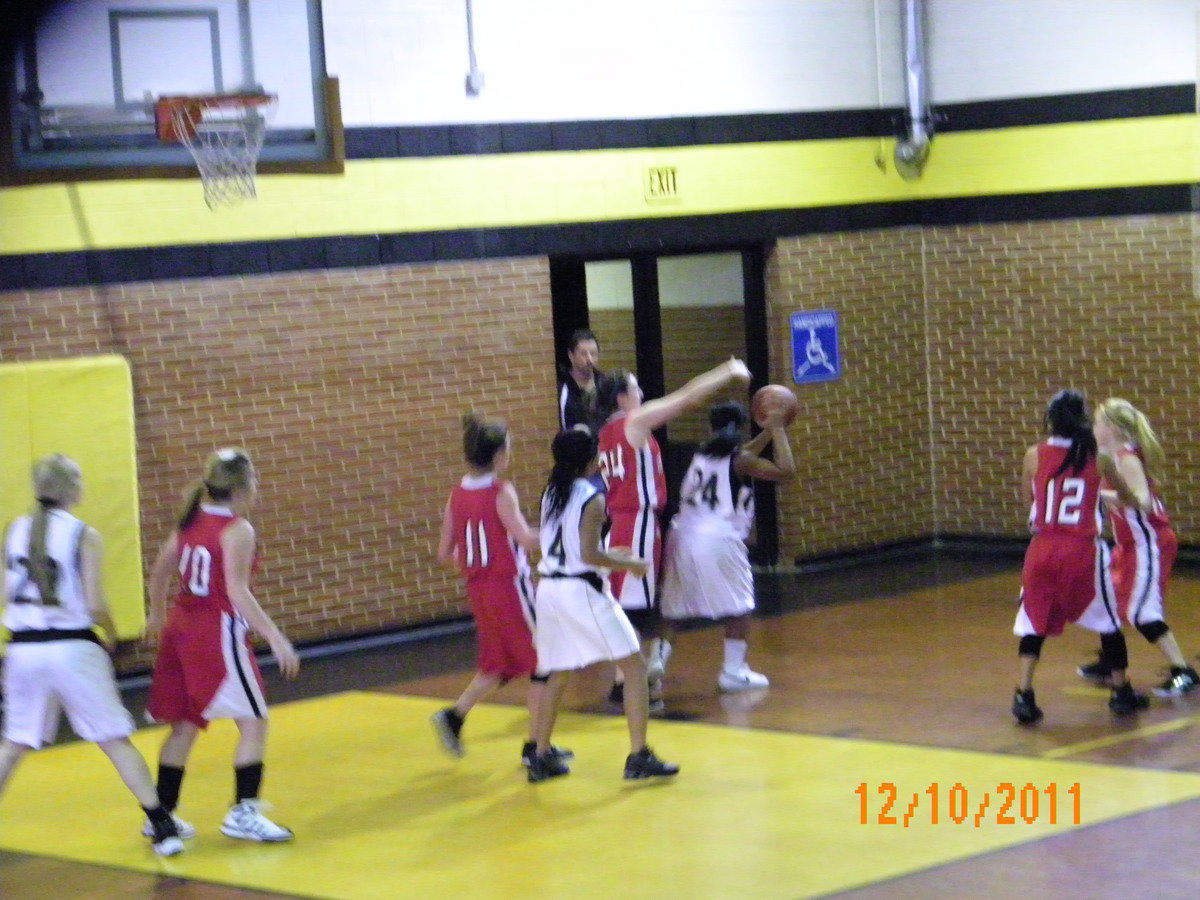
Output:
[751,384,799,427]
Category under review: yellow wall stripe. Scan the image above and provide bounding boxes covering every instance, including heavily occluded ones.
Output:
[1,115,1196,256]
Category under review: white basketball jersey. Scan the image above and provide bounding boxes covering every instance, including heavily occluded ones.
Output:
[4,509,93,631]
[538,478,604,577]
[673,452,754,540]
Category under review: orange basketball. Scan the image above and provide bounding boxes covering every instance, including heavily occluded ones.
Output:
[751,384,799,427]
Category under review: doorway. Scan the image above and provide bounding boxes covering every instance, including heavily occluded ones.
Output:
[549,245,780,564]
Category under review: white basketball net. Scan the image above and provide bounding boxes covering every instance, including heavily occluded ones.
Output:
[171,101,272,209]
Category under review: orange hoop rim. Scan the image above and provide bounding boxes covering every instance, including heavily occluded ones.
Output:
[154,92,276,143]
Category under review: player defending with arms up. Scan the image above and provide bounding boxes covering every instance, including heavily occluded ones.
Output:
[596,358,752,704]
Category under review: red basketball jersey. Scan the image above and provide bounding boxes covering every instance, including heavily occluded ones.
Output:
[1105,445,1171,546]
[174,507,249,615]
[1030,438,1101,539]
[447,476,524,581]
[598,415,666,515]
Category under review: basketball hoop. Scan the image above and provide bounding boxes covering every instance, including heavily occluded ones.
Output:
[155,93,276,209]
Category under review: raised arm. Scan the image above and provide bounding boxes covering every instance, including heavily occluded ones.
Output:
[496,482,539,553]
[222,519,300,679]
[734,411,797,483]
[79,526,117,651]
[626,358,751,446]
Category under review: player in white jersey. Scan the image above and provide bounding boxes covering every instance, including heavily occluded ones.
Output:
[528,428,680,782]
[0,455,183,856]
[661,401,796,692]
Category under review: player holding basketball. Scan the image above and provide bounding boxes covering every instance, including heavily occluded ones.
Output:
[1012,390,1148,724]
[596,358,752,705]
[0,455,183,857]
[1075,398,1198,696]
[660,400,795,692]
[432,413,570,770]
[145,448,299,842]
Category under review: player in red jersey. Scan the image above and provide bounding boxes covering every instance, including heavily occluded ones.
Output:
[1075,398,1198,697]
[146,448,299,842]
[433,413,568,771]
[1012,390,1148,724]
[596,358,751,706]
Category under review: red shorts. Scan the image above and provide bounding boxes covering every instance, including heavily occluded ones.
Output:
[1019,535,1102,636]
[606,509,661,610]
[467,573,537,680]
[1111,527,1177,623]
[147,606,267,728]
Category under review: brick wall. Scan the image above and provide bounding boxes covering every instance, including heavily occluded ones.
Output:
[0,258,558,673]
[924,215,1200,541]
[767,228,932,559]
[766,213,1200,563]
[5,213,1197,671]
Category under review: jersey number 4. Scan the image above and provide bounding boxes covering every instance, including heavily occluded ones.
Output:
[1044,477,1086,525]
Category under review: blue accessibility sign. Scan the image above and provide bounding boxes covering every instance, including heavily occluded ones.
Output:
[790,310,839,384]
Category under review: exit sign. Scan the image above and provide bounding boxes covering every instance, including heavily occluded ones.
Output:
[645,166,680,202]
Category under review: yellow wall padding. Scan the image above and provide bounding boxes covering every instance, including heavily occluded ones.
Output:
[0,355,143,641]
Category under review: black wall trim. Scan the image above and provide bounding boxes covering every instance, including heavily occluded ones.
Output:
[343,85,1194,160]
[1,183,1192,291]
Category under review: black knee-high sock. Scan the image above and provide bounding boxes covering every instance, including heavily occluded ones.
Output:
[157,764,185,812]
[235,762,264,804]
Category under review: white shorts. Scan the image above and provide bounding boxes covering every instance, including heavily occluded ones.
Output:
[2,640,135,749]
[660,525,754,621]
[534,576,641,672]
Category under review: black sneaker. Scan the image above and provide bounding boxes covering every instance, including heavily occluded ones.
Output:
[1012,688,1043,725]
[1153,667,1200,698]
[1077,657,1114,684]
[431,707,465,757]
[623,747,680,780]
[521,741,574,768]
[527,751,570,783]
[608,682,624,705]
[1109,682,1150,715]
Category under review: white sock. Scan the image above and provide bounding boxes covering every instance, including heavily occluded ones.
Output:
[723,639,748,673]
[648,638,673,669]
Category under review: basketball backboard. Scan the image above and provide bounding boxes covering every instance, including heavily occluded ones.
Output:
[3,0,341,182]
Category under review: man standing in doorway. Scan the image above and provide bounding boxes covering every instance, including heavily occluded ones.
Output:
[558,329,607,434]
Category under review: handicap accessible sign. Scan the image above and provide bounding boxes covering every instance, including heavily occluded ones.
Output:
[790,310,839,384]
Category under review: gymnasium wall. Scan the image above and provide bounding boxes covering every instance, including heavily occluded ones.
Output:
[0,258,556,672]
[767,213,1200,559]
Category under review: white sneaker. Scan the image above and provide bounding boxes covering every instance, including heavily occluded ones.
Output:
[718,666,770,693]
[220,800,294,842]
[646,640,673,682]
[142,812,196,840]
[152,835,185,857]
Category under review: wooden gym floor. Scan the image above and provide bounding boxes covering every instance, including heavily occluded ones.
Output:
[3,547,1200,898]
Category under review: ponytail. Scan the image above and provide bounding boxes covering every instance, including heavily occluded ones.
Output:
[1045,390,1096,477]
[27,454,82,605]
